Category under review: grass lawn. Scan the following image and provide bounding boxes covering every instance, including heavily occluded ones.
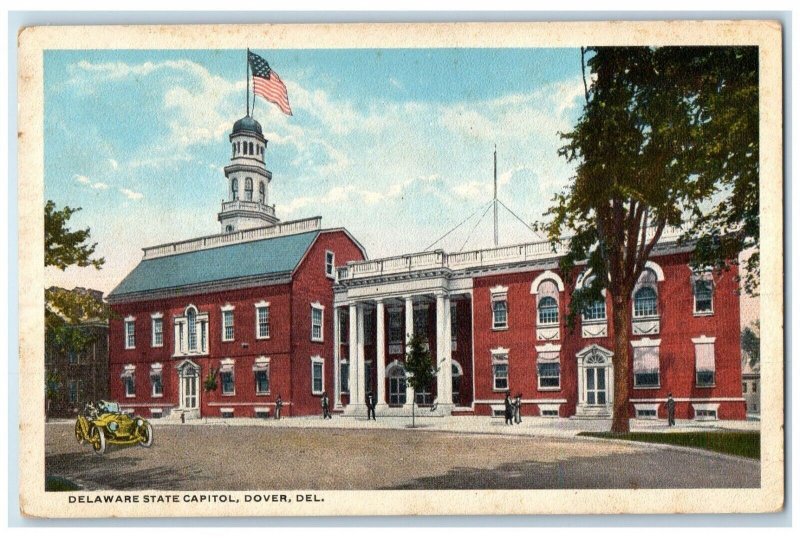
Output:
[578,430,760,460]
[45,475,82,491]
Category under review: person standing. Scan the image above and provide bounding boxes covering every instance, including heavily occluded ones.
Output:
[504,391,513,425]
[666,393,676,427]
[275,395,283,420]
[514,393,522,424]
[366,391,376,421]
[321,392,331,419]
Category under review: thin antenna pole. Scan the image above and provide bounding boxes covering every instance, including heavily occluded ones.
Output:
[246,48,250,116]
[493,145,498,247]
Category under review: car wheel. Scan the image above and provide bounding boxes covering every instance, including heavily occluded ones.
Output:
[75,420,84,445]
[90,426,106,455]
[139,422,153,448]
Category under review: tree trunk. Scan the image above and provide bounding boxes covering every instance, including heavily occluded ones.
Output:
[611,295,632,433]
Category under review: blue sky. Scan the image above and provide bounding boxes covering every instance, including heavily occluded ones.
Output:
[44,48,587,293]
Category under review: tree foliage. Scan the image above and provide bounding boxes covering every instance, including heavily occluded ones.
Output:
[403,333,437,427]
[741,321,760,368]
[541,47,758,433]
[45,200,105,270]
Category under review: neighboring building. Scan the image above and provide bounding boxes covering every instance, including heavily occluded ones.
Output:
[107,111,747,422]
[106,115,366,419]
[742,360,760,418]
[45,287,109,418]
[333,235,747,421]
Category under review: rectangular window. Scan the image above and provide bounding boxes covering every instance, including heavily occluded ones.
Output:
[583,300,607,321]
[339,309,349,343]
[256,305,270,339]
[388,309,403,344]
[151,373,163,397]
[492,299,508,329]
[68,380,78,403]
[742,382,747,394]
[125,320,136,349]
[537,361,561,389]
[223,311,235,341]
[636,408,657,418]
[68,351,78,365]
[695,342,716,387]
[221,370,235,395]
[255,369,270,394]
[752,382,757,393]
[151,410,163,419]
[340,362,350,393]
[693,278,714,314]
[221,409,234,419]
[124,375,136,398]
[492,356,509,391]
[255,410,269,419]
[311,358,324,394]
[152,318,163,347]
[325,250,335,278]
[413,307,428,338]
[311,306,324,342]
[633,346,660,388]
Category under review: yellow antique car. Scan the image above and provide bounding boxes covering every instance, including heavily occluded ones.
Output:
[74,400,153,455]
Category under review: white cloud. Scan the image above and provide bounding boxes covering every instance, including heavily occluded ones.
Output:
[108,158,119,170]
[74,174,91,185]
[119,188,144,201]
[91,182,109,190]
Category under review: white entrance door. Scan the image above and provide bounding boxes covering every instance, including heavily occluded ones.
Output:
[585,366,607,405]
[179,364,200,410]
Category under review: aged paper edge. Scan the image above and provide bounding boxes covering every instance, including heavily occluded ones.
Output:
[16,20,784,518]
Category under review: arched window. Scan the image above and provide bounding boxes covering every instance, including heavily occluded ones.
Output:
[231,178,239,200]
[634,287,658,318]
[536,279,559,325]
[244,178,253,201]
[633,269,659,318]
[258,181,265,204]
[225,225,234,233]
[249,142,254,155]
[186,306,197,352]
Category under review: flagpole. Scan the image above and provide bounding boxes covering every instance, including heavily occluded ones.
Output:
[493,145,498,247]
[246,48,250,117]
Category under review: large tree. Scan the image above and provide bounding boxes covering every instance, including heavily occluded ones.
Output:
[403,333,437,428]
[542,47,758,433]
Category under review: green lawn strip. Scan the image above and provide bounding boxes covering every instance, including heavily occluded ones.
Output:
[45,475,82,491]
[578,431,760,460]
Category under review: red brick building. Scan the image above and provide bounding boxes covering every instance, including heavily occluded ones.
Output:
[107,113,745,422]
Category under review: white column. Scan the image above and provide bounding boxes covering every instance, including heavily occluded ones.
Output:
[333,306,341,408]
[404,295,415,406]
[356,303,366,407]
[442,293,453,407]
[375,299,387,406]
[348,303,359,409]
[435,292,447,404]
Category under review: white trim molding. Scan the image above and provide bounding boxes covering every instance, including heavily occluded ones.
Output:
[310,302,325,342]
[530,270,565,294]
[310,355,325,395]
[535,343,561,354]
[691,335,717,344]
[489,285,509,296]
[490,346,510,357]
[150,312,163,319]
[644,260,666,282]
[691,402,720,421]
[633,403,660,419]
[630,337,662,348]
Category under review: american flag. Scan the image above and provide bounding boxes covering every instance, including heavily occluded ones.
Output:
[248,51,293,116]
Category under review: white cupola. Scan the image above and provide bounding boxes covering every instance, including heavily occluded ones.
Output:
[217,115,279,233]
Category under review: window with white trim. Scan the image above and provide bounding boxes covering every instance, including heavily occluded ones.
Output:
[311,304,324,342]
[693,337,716,387]
[222,309,235,342]
[633,344,660,388]
[693,276,714,314]
[122,366,136,397]
[254,358,270,394]
[413,306,428,338]
[220,360,235,395]
[491,350,509,391]
[340,361,350,393]
[151,314,163,347]
[124,317,136,349]
[536,350,561,389]
[492,298,508,330]
[388,309,403,344]
[150,365,163,397]
[311,356,324,395]
[581,275,607,321]
[536,280,560,325]
[173,306,209,356]
[255,302,270,339]
[633,270,659,318]
[325,250,335,278]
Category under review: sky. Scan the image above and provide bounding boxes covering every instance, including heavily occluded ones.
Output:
[44,47,588,295]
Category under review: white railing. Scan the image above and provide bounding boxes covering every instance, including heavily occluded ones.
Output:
[337,225,685,281]
[142,217,322,259]
[220,199,276,217]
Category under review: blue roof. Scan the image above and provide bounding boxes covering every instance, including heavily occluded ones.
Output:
[109,230,319,298]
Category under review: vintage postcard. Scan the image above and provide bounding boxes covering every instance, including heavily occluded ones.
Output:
[17,21,783,517]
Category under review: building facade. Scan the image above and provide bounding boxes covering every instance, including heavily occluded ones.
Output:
[107,113,746,422]
[742,361,760,418]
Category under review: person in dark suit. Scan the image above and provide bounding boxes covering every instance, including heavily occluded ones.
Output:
[321,392,331,419]
[504,391,513,425]
[366,391,376,420]
[666,393,676,427]
[275,395,283,420]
